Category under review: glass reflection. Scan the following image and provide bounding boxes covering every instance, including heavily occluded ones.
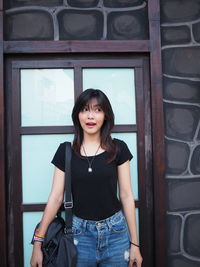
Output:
[21,69,74,126]
[112,132,138,199]
[22,134,73,203]
[83,68,136,125]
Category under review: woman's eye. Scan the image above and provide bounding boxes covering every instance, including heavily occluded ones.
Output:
[95,108,102,112]
[83,107,88,112]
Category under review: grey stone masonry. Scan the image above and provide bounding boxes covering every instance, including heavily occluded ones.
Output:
[4,0,149,40]
[161,26,191,46]
[5,10,54,40]
[166,140,189,175]
[161,0,200,23]
[161,0,200,266]
[163,47,200,78]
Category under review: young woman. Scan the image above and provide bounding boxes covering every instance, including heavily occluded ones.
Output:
[30,89,143,267]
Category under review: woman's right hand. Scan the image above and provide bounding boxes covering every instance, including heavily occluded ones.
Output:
[30,242,43,267]
[30,167,65,266]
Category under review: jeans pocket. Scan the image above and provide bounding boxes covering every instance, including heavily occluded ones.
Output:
[110,214,127,233]
[72,220,84,236]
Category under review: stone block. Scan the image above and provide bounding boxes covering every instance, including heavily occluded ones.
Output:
[161,26,190,46]
[67,0,99,8]
[168,255,200,267]
[107,8,149,40]
[164,103,199,141]
[5,0,62,9]
[191,146,200,175]
[57,10,103,40]
[167,214,182,253]
[5,11,54,40]
[166,140,189,175]
[161,0,200,23]
[197,130,200,141]
[167,179,200,211]
[104,0,143,8]
[193,22,200,43]
[163,77,200,103]
[162,47,200,78]
[184,213,200,258]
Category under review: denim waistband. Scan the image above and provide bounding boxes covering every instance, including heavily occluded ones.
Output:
[72,210,124,228]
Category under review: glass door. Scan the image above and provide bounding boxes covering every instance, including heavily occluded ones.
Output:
[6,55,153,267]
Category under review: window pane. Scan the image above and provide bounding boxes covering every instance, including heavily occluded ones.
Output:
[112,133,138,199]
[22,134,73,203]
[21,69,74,126]
[23,212,42,267]
[83,68,136,125]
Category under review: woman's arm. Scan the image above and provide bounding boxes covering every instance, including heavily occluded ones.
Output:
[35,167,65,235]
[118,160,143,267]
[30,167,65,267]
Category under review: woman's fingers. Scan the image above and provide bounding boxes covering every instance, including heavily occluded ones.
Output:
[128,259,135,267]
[129,258,143,267]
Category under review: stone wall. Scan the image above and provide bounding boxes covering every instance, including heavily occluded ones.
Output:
[160,0,200,266]
[4,0,149,40]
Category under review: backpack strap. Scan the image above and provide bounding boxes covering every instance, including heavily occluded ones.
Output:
[64,142,73,230]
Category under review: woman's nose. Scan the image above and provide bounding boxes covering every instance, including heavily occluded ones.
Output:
[87,110,94,118]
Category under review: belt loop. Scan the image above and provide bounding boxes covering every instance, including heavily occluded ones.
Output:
[83,219,87,230]
[106,216,112,230]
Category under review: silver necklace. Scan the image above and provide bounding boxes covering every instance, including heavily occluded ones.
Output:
[82,144,101,172]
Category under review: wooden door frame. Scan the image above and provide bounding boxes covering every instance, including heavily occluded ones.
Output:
[0,0,166,266]
[6,55,153,267]
[0,1,7,267]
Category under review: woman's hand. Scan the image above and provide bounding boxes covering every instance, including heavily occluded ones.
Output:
[128,245,143,267]
[30,242,43,267]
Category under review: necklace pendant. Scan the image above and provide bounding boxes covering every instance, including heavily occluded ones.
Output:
[88,167,92,172]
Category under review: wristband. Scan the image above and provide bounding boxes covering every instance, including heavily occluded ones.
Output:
[35,233,45,239]
[33,233,45,243]
[130,241,140,247]
[33,236,44,243]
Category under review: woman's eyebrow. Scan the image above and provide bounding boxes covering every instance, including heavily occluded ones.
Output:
[86,103,101,109]
[92,104,101,107]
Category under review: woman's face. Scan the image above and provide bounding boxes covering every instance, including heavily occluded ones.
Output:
[78,98,105,137]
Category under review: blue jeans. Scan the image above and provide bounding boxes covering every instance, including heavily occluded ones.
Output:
[72,210,130,267]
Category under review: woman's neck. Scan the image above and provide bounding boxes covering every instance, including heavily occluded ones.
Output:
[82,133,101,146]
[81,134,104,156]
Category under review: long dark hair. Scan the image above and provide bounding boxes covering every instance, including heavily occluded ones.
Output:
[72,89,117,162]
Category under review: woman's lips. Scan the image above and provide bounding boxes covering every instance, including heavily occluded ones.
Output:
[86,122,96,128]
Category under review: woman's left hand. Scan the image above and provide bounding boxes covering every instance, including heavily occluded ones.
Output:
[128,245,143,267]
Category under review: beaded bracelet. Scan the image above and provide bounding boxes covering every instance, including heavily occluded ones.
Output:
[130,241,140,248]
[33,235,44,243]
[35,233,45,238]
[33,235,44,242]
[33,229,45,243]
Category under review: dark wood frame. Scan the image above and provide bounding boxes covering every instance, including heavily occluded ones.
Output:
[4,40,150,53]
[7,55,152,267]
[0,1,7,267]
[0,0,166,266]
[148,2,167,267]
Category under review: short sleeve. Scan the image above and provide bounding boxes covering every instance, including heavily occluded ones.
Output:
[51,142,66,172]
[115,139,133,165]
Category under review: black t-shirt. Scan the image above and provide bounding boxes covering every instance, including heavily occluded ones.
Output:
[51,138,133,220]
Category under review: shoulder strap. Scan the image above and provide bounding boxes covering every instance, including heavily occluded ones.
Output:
[64,142,73,230]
